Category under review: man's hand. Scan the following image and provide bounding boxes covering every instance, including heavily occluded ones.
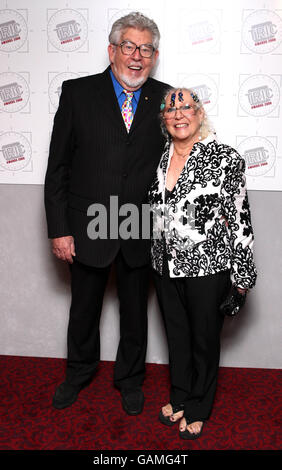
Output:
[51,236,76,263]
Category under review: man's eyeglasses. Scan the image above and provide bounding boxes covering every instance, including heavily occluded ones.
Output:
[115,40,155,58]
[163,104,198,119]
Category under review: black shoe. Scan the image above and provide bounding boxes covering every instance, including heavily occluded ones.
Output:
[121,388,144,415]
[52,382,82,409]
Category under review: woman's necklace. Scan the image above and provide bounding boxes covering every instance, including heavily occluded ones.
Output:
[172,146,193,171]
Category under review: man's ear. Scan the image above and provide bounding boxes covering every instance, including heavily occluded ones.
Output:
[108,43,116,64]
[152,49,159,67]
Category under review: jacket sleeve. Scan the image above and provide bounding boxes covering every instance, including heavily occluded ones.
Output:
[44,80,74,238]
[220,150,257,289]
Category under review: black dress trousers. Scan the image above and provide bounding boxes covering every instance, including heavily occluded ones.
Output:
[153,252,231,422]
[66,250,149,390]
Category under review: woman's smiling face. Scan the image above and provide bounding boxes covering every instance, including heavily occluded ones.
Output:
[164,89,204,144]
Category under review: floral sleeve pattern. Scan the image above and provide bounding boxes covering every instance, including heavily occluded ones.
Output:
[220,154,257,288]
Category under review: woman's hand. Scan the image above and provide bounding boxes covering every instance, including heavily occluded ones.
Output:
[237,287,247,295]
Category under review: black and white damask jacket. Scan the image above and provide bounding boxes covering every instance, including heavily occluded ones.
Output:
[148,135,257,289]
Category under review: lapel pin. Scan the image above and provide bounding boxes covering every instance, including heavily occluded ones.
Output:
[145,96,149,100]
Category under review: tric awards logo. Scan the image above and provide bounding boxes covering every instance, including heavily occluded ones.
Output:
[0,132,32,171]
[180,9,221,53]
[178,73,219,114]
[0,72,29,112]
[0,9,28,52]
[237,136,276,177]
[47,9,88,52]
[48,72,80,110]
[238,74,280,117]
[242,9,282,54]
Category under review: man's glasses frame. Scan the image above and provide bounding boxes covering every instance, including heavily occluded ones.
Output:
[114,40,155,58]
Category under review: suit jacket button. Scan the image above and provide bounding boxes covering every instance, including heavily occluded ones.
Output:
[123,173,128,177]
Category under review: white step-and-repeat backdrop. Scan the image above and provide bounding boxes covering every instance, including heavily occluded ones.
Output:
[0,0,281,190]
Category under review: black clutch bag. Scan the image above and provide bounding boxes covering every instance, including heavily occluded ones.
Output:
[219,286,247,317]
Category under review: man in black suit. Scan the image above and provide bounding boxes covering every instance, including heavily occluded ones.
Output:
[44,12,169,414]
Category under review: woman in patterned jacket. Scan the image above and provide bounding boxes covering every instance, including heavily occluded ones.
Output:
[148,87,257,439]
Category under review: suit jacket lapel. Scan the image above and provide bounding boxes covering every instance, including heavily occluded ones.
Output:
[95,67,128,137]
[129,78,156,135]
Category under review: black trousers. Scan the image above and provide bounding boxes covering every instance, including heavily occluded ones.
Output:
[153,257,231,422]
[65,249,149,390]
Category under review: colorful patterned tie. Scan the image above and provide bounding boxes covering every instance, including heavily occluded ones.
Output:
[121,90,134,132]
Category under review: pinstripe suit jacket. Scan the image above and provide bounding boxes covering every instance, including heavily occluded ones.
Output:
[44,67,169,267]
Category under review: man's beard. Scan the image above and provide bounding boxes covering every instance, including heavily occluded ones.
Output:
[113,64,147,89]
[120,73,146,89]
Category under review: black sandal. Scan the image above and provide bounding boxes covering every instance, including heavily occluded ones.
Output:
[159,403,185,426]
[179,417,204,440]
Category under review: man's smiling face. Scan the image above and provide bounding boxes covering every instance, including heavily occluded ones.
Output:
[108,27,159,91]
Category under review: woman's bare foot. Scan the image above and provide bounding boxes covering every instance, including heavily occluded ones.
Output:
[161,403,184,423]
[179,417,203,435]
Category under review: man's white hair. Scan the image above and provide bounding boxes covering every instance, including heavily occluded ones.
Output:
[109,11,160,49]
